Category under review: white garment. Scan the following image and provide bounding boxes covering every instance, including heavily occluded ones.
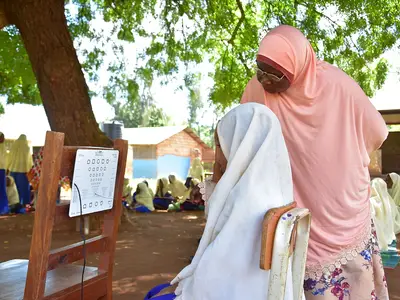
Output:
[388,173,400,235]
[203,178,216,219]
[370,178,397,250]
[389,173,400,207]
[171,103,295,300]
[6,176,19,206]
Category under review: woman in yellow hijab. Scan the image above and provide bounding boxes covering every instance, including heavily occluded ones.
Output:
[168,175,190,200]
[167,175,204,211]
[134,182,155,213]
[154,178,174,210]
[167,174,190,211]
[180,178,205,211]
[155,177,171,197]
[7,134,33,205]
[122,178,133,206]
[189,157,205,182]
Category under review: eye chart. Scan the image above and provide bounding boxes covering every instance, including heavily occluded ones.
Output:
[69,149,119,217]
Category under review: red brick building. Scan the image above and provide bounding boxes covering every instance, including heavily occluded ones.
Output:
[123,126,214,179]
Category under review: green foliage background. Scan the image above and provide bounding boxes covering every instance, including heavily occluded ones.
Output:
[1,0,399,115]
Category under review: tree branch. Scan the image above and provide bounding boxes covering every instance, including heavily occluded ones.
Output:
[238,52,251,77]
[228,0,245,45]
[298,2,363,55]
[225,0,251,77]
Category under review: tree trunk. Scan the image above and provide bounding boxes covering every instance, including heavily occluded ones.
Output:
[2,0,112,147]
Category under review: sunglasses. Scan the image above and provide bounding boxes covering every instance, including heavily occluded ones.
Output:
[255,67,285,82]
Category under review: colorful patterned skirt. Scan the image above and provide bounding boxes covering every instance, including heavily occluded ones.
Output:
[304,224,389,299]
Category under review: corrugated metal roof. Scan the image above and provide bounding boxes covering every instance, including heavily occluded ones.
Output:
[122,126,187,145]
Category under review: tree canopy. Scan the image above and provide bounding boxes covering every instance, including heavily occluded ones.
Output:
[1,0,399,115]
[113,101,172,128]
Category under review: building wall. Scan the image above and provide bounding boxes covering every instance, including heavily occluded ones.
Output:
[132,145,157,178]
[381,132,400,174]
[156,131,204,179]
[125,146,134,179]
[132,145,157,159]
[156,131,199,157]
[130,131,215,179]
[202,148,215,163]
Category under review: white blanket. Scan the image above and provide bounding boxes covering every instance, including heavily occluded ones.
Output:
[171,103,295,300]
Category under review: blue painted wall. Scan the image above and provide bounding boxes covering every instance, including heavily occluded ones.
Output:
[133,159,157,179]
[157,155,191,179]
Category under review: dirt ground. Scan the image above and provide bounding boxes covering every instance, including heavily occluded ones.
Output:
[1,212,399,300]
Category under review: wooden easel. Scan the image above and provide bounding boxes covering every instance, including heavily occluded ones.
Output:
[0,131,128,300]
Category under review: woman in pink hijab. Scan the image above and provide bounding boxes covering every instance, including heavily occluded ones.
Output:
[241,25,389,299]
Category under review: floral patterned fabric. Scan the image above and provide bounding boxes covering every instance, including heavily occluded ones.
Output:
[304,224,389,299]
[28,147,70,191]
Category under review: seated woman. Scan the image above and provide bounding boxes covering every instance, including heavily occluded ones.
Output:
[180,179,205,211]
[145,103,295,299]
[167,175,190,212]
[370,178,399,250]
[6,176,25,214]
[122,178,133,207]
[144,180,155,198]
[132,180,154,202]
[153,178,174,210]
[188,157,205,182]
[133,182,155,213]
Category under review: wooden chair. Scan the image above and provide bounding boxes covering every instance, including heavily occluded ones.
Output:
[0,131,128,300]
[260,202,311,300]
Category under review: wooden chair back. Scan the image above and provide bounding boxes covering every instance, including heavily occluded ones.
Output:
[23,131,128,300]
[260,203,311,300]
[260,202,297,270]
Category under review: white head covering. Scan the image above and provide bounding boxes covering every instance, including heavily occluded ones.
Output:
[389,173,400,207]
[370,178,397,250]
[189,157,205,182]
[171,103,294,300]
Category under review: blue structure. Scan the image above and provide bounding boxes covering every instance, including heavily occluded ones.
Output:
[133,159,157,179]
[157,155,191,179]
[132,155,190,180]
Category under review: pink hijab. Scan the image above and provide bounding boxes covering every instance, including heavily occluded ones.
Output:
[241,25,388,278]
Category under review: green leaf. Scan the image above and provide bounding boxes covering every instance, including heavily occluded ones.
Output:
[2,0,400,114]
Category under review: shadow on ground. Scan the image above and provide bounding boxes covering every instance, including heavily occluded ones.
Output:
[0,212,399,299]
